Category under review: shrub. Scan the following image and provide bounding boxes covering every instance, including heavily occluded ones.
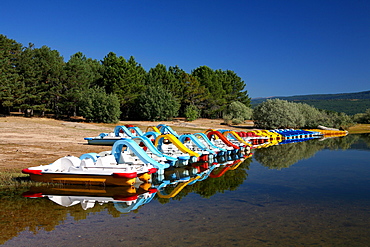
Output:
[353,113,365,123]
[253,99,354,129]
[135,85,180,121]
[297,103,322,128]
[252,99,304,129]
[79,87,121,123]
[353,109,370,124]
[328,111,354,129]
[184,104,200,121]
[223,101,252,125]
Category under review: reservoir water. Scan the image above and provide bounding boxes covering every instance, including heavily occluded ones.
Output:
[1,134,369,246]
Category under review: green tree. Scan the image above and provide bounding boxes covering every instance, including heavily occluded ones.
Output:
[216,69,250,106]
[354,109,370,124]
[184,104,200,121]
[16,44,64,116]
[353,112,366,123]
[146,64,181,98]
[252,99,304,129]
[100,52,146,118]
[192,66,226,118]
[253,99,354,129]
[134,85,180,121]
[86,56,103,87]
[168,65,187,101]
[79,87,120,123]
[0,34,23,114]
[297,102,323,128]
[60,52,102,117]
[326,111,354,129]
[192,66,250,118]
[223,101,252,125]
[181,72,208,116]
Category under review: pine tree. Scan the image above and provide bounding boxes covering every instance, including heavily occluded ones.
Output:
[0,35,23,114]
[16,44,64,116]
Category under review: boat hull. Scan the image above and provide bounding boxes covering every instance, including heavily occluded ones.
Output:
[27,173,139,186]
[84,138,122,145]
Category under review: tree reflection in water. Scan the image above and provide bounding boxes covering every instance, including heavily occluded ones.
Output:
[0,151,252,244]
[0,187,122,245]
[156,157,252,204]
[1,134,369,244]
[253,134,369,170]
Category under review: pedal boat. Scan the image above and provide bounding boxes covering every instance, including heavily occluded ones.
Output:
[84,126,138,145]
[22,153,157,186]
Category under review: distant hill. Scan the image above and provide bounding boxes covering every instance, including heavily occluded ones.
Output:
[251,90,370,115]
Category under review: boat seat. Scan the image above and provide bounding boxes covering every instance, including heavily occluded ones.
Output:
[55,156,81,172]
[68,166,83,172]
[80,157,95,168]
[98,151,111,156]
[119,153,138,164]
[95,155,117,167]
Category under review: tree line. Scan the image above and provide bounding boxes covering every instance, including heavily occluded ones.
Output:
[251,90,370,116]
[2,34,367,129]
[0,34,250,122]
[252,98,354,129]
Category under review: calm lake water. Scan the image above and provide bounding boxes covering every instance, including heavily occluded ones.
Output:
[1,134,370,247]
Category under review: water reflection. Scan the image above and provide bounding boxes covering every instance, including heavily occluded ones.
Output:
[23,183,157,211]
[22,152,252,211]
[253,134,370,169]
[1,134,370,245]
[0,151,253,245]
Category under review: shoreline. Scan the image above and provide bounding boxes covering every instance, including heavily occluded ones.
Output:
[0,117,252,174]
[0,116,368,176]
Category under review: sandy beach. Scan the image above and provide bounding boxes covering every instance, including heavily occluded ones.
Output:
[0,116,253,172]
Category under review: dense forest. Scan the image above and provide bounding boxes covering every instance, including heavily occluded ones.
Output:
[0,34,250,122]
[251,91,370,115]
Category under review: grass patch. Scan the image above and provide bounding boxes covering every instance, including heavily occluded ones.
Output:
[348,124,370,134]
[0,172,43,189]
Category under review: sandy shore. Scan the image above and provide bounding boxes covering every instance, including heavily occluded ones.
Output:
[0,116,253,172]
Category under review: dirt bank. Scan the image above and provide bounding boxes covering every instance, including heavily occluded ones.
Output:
[0,117,254,172]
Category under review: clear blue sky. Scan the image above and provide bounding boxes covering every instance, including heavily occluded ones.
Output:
[1,0,369,98]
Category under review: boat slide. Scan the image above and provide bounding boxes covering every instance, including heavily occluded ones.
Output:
[154,134,201,158]
[206,130,241,150]
[157,124,180,138]
[127,126,145,136]
[178,134,217,155]
[220,130,252,147]
[146,126,161,133]
[111,139,170,171]
[131,136,178,164]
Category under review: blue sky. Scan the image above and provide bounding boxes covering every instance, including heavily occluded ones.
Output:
[1,0,369,98]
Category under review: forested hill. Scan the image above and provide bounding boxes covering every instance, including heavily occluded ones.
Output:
[0,34,250,122]
[251,90,370,115]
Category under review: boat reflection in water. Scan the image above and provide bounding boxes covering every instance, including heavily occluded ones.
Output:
[21,130,353,213]
[6,134,369,246]
[22,151,252,213]
[23,183,157,212]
